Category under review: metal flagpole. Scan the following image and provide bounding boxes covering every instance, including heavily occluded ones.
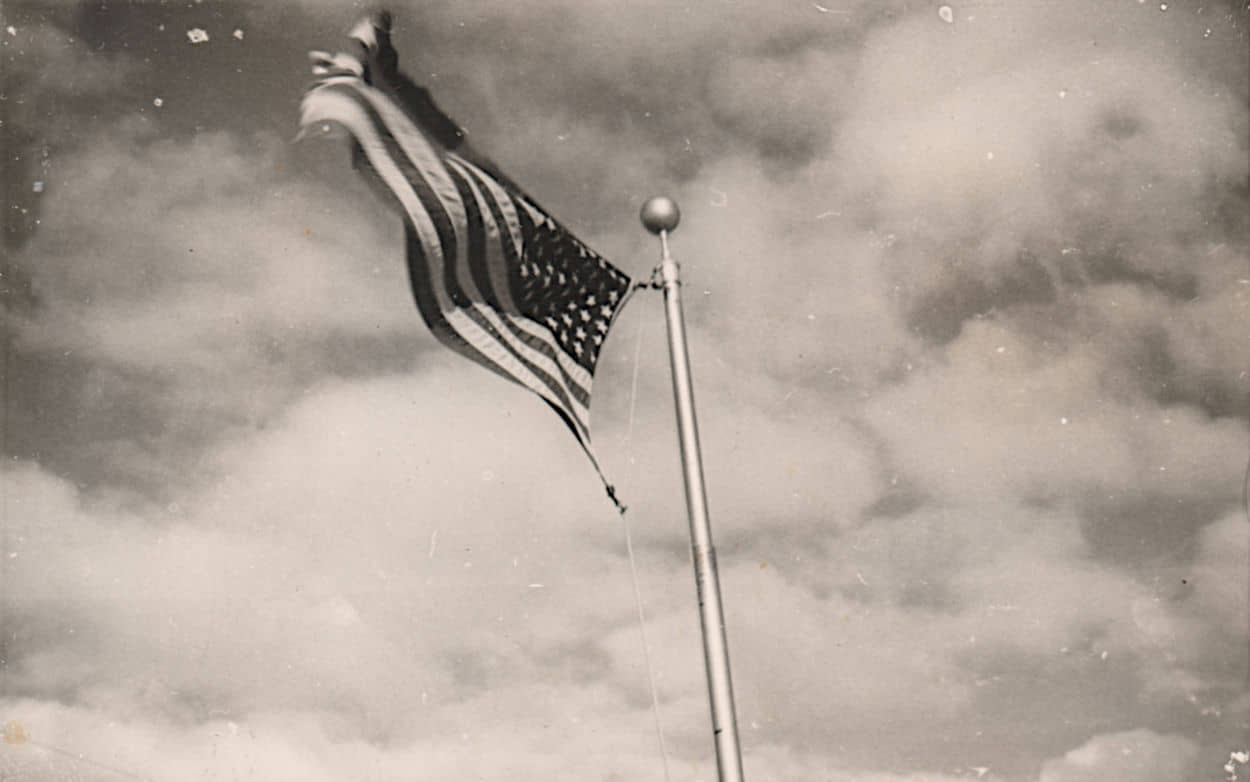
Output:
[640,197,746,782]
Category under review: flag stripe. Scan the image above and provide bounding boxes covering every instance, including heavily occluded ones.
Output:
[501,315,592,396]
[496,315,591,408]
[438,166,593,414]
[356,88,596,411]
[309,81,456,299]
[306,80,593,435]
[367,110,593,432]
[449,157,525,314]
[460,305,591,436]
[442,163,594,407]
[444,160,501,312]
[302,87,472,357]
[301,22,632,478]
[322,80,472,312]
[454,156,598,393]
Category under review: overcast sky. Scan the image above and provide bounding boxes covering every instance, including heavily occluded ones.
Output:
[1,1,1248,781]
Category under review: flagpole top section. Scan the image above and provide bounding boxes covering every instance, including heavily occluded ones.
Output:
[640,197,680,235]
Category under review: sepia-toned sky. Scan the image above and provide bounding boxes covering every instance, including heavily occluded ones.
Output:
[2,1,1248,780]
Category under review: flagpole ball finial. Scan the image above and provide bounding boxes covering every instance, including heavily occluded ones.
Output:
[640,197,680,234]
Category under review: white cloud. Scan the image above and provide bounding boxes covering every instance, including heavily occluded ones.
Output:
[1038,729,1204,782]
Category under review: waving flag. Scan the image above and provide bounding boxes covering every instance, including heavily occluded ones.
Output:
[301,13,632,503]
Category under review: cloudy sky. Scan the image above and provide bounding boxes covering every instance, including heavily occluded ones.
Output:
[1,1,1248,780]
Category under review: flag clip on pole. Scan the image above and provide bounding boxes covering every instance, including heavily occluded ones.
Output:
[641,197,746,782]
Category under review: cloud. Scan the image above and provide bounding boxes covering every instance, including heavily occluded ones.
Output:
[1,15,141,249]
[1125,511,1250,708]
[1038,729,1204,782]
[863,317,1246,523]
[5,22,137,98]
[4,116,443,497]
[0,695,680,782]
[2,373,613,728]
[18,127,421,366]
[0,375,1053,774]
[2,367,1245,779]
[3,372,874,778]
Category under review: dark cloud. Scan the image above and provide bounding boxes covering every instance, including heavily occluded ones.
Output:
[1,15,135,251]
[4,120,441,498]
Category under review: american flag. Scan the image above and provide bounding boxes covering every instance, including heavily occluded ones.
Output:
[300,14,632,503]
